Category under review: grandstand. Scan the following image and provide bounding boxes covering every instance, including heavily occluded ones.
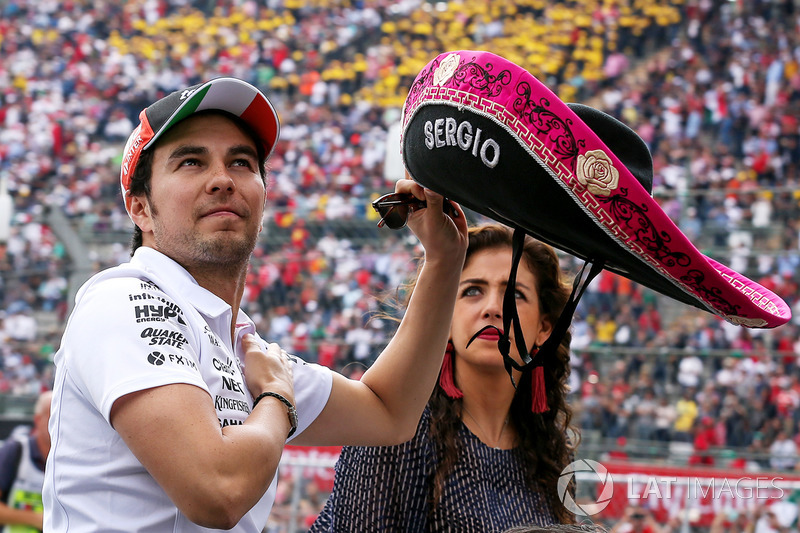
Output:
[1,0,800,531]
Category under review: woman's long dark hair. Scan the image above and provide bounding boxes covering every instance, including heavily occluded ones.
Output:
[391,223,578,523]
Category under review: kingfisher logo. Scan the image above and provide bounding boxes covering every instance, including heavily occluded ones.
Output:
[557,459,614,516]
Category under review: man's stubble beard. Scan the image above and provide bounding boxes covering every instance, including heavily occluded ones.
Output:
[161,226,258,271]
[150,204,260,272]
[194,231,257,267]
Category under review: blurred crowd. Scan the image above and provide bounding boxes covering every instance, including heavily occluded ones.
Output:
[1,0,800,484]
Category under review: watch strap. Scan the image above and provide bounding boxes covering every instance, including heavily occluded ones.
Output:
[253,391,297,438]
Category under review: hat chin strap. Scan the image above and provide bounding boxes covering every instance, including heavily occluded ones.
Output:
[466,229,605,405]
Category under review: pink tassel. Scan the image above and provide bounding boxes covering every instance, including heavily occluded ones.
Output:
[439,342,463,399]
[531,365,548,413]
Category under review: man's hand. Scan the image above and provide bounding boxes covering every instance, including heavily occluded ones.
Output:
[242,335,294,406]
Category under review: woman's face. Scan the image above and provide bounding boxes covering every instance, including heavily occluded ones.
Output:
[450,246,552,371]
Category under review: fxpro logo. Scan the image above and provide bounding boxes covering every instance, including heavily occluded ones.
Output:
[557,459,614,516]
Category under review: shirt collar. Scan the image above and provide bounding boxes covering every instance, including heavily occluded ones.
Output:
[130,247,236,320]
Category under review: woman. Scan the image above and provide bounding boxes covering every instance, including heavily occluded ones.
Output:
[310,223,578,531]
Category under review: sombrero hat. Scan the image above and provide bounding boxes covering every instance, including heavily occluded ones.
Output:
[400,50,790,331]
[400,50,791,412]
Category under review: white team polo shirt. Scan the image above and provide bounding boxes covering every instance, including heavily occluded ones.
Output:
[43,247,332,532]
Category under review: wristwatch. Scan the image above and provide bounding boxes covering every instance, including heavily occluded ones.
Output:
[253,391,298,438]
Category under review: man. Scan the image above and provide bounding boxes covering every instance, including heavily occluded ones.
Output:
[42,78,467,531]
[0,391,51,533]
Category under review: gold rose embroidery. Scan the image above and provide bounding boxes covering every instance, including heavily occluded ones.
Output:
[433,53,460,86]
[576,149,619,196]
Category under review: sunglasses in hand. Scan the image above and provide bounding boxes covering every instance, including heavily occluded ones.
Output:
[371,192,458,229]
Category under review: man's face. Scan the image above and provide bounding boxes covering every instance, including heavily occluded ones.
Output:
[133,113,266,271]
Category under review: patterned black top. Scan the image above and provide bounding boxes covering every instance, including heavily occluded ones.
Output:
[309,407,557,532]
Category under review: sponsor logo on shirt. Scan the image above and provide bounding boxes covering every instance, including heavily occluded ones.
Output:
[128,289,187,326]
[147,351,166,365]
[146,350,198,370]
[204,325,221,347]
[140,281,160,291]
[215,395,251,414]
[140,327,188,349]
[134,303,186,325]
[221,376,245,394]
[213,357,236,375]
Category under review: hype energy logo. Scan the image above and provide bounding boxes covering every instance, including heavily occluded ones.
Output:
[558,459,614,516]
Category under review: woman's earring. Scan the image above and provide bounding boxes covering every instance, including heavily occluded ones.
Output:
[439,341,463,399]
[529,345,548,414]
